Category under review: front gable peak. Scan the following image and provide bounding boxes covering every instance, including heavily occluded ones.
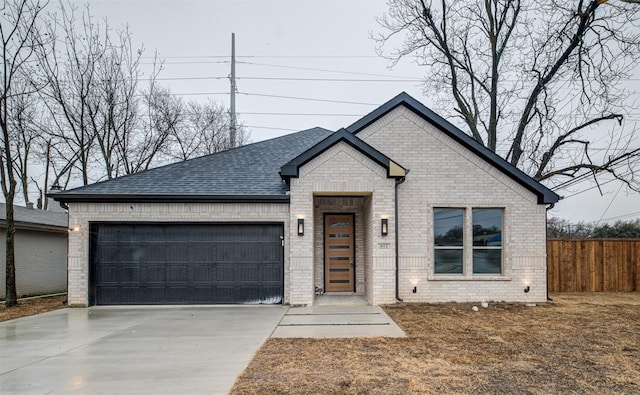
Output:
[347,92,560,204]
[280,129,407,180]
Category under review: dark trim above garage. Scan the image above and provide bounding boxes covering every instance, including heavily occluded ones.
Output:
[52,193,290,204]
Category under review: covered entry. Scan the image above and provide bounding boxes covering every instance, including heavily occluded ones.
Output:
[314,197,367,296]
[89,223,284,305]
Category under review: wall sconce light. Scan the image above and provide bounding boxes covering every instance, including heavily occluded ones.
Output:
[297,218,304,236]
[524,286,530,293]
[412,286,417,294]
[381,218,388,236]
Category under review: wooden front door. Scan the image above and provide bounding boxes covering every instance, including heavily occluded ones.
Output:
[324,214,355,292]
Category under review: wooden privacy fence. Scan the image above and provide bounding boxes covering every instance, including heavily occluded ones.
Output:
[547,239,640,292]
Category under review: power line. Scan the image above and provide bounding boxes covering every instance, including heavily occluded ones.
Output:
[237,77,421,82]
[560,171,633,198]
[140,55,380,59]
[152,76,228,81]
[244,125,299,132]
[597,211,640,223]
[140,75,421,82]
[237,61,422,80]
[238,112,362,116]
[134,92,229,97]
[596,183,624,225]
[551,153,637,191]
[238,92,378,106]
[139,60,230,65]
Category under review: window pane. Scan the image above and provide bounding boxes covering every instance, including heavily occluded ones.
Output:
[473,209,502,247]
[434,209,464,246]
[473,249,501,274]
[434,249,463,274]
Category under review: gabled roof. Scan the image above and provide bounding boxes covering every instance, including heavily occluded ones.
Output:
[52,127,332,203]
[280,129,407,179]
[0,203,68,231]
[347,92,560,204]
[51,93,559,205]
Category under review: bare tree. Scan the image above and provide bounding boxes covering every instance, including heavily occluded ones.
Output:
[0,0,48,307]
[22,2,248,201]
[547,217,594,238]
[171,99,249,161]
[376,0,640,193]
[90,25,140,179]
[116,64,178,175]
[37,2,102,186]
[7,80,42,205]
[36,2,150,185]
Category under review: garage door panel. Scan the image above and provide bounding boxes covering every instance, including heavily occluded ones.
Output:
[91,223,283,305]
[188,263,212,283]
[216,263,235,282]
[239,263,260,282]
[145,245,166,262]
[97,286,119,304]
[144,264,166,283]
[166,245,189,262]
[212,286,235,302]
[261,265,283,282]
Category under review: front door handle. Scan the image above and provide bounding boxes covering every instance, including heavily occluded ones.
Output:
[350,261,354,268]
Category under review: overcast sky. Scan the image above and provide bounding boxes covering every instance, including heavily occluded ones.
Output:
[67,0,640,224]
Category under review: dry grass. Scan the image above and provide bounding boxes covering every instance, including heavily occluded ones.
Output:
[0,295,67,322]
[231,293,640,394]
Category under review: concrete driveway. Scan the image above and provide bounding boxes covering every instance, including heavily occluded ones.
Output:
[0,306,288,394]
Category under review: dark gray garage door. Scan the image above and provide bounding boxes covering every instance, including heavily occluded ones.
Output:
[89,223,284,305]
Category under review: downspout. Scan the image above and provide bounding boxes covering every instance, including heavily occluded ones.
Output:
[395,172,409,302]
[545,203,555,302]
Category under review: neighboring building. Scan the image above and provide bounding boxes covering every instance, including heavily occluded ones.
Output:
[52,93,559,306]
[0,203,68,297]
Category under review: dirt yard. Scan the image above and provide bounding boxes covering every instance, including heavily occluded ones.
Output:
[0,295,67,322]
[231,293,640,394]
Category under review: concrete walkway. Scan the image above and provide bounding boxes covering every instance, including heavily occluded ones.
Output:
[0,306,287,394]
[272,304,406,338]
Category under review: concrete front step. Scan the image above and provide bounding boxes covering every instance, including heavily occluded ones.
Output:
[271,306,405,338]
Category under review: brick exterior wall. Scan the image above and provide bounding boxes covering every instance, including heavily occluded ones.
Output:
[66,202,289,306]
[356,106,548,303]
[288,142,396,305]
[66,104,550,306]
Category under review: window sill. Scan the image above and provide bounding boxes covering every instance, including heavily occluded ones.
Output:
[428,275,511,281]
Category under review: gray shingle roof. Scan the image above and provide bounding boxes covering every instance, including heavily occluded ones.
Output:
[51,93,559,206]
[0,203,68,229]
[53,127,333,202]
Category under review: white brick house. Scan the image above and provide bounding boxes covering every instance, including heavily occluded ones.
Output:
[53,93,559,306]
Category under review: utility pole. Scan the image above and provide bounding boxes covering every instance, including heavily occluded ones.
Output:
[229,33,237,148]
